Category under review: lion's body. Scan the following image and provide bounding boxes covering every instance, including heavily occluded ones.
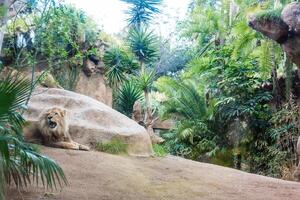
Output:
[25,107,89,151]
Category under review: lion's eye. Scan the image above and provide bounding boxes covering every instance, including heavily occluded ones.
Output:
[55,113,58,115]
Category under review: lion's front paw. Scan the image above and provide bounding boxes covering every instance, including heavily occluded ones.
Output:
[79,144,90,151]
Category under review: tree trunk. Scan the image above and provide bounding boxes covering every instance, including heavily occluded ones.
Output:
[0,0,8,55]
[285,54,293,100]
[144,90,150,123]
[272,65,281,108]
[140,61,145,74]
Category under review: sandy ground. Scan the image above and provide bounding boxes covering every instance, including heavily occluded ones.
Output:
[7,147,300,200]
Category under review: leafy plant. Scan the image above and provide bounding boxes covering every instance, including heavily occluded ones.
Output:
[103,47,139,88]
[0,75,67,196]
[128,28,159,68]
[4,3,100,90]
[153,144,168,157]
[121,0,162,28]
[116,80,143,117]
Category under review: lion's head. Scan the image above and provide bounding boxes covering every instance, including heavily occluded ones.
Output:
[38,107,69,142]
[43,108,66,129]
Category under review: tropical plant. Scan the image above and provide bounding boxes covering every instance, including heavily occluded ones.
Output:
[156,77,220,159]
[3,2,101,90]
[156,77,207,120]
[120,0,162,28]
[103,46,139,88]
[127,27,159,71]
[0,75,67,198]
[125,25,159,131]
[116,80,143,117]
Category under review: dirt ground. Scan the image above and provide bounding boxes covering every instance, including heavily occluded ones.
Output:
[7,147,300,200]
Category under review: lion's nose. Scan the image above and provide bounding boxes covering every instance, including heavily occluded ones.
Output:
[48,116,52,119]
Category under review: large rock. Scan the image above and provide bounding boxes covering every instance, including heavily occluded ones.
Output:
[282,2,300,33]
[249,2,300,68]
[75,70,112,107]
[24,87,153,157]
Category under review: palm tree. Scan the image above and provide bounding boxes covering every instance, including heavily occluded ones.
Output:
[0,74,67,198]
[155,76,217,156]
[156,77,207,120]
[121,0,161,143]
[127,27,158,129]
[103,46,139,88]
[136,69,156,120]
[116,80,143,117]
[127,27,158,72]
[120,0,162,29]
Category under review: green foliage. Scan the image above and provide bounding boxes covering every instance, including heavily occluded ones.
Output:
[96,138,128,155]
[128,28,159,64]
[157,43,279,172]
[136,69,156,92]
[156,77,207,120]
[157,76,219,159]
[121,0,162,28]
[0,4,7,18]
[103,47,139,88]
[0,75,67,194]
[33,5,99,89]
[116,80,143,117]
[255,8,283,22]
[258,98,300,177]
[156,0,297,177]
[153,144,168,157]
[4,3,101,90]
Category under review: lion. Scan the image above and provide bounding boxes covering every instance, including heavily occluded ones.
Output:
[25,107,89,151]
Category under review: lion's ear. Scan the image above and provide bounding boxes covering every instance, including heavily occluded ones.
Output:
[61,110,67,117]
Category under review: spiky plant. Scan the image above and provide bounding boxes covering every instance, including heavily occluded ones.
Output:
[135,69,157,122]
[103,47,139,88]
[116,80,143,117]
[127,28,158,71]
[0,75,67,198]
[120,0,162,28]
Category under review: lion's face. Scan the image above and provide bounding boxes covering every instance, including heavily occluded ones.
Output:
[43,108,66,130]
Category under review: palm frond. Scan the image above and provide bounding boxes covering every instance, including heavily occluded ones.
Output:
[116,80,143,117]
[0,75,67,193]
[136,68,156,92]
[156,77,207,120]
[103,47,139,88]
[128,28,159,64]
[121,0,162,28]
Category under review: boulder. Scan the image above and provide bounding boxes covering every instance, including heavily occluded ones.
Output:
[248,17,289,43]
[24,87,153,157]
[249,2,300,68]
[75,70,112,107]
[282,2,300,33]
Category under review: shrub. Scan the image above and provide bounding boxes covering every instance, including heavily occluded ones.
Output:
[153,144,168,157]
[96,138,128,155]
